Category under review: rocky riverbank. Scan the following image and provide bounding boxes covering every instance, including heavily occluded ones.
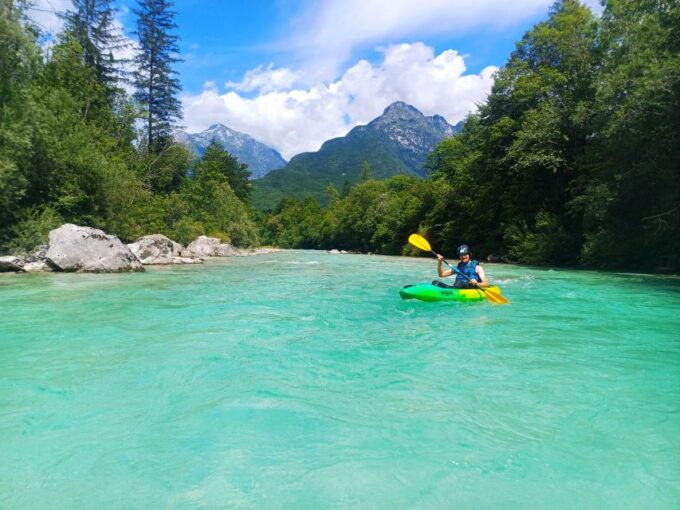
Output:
[0,224,281,274]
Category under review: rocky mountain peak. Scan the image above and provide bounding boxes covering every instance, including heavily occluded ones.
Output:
[381,101,422,119]
[175,125,287,179]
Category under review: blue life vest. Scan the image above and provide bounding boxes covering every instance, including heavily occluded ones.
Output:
[455,260,479,284]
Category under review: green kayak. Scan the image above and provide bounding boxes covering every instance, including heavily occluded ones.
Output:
[399,283,502,302]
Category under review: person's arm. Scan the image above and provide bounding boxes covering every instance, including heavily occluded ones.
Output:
[473,265,490,288]
[437,254,453,277]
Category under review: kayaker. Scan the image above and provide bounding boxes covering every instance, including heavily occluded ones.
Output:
[435,244,490,289]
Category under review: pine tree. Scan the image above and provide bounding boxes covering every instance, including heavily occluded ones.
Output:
[326,182,340,203]
[133,0,182,153]
[195,142,252,201]
[341,179,352,197]
[60,0,128,90]
[361,160,372,181]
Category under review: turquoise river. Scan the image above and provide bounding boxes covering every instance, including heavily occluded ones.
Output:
[1,250,679,509]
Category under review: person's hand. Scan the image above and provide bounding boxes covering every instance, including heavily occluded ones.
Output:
[469,279,479,286]
[436,254,444,262]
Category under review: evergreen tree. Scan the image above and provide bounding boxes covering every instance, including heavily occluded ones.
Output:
[195,142,251,201]
[326,182,340,203]
[361,160,372,181]
[60,0,128,90]
[341,179,352,197]
[133,0,182,153]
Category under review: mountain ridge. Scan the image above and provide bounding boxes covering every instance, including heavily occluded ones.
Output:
[175,124,287,179]
[252,101,461,209]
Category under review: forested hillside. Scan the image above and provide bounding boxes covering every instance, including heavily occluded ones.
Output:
[263,0,680,271]
[252,102,457,209]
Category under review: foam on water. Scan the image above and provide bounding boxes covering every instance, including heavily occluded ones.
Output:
[1,251,679,508]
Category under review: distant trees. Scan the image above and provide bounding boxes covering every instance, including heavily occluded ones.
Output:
[133,0,182,152]
[264,176,443,254]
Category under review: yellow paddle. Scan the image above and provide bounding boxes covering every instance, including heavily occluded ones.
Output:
[408,234,510,305]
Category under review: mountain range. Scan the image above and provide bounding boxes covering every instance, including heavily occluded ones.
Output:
[175,124,287,179]
[251,102,462,209]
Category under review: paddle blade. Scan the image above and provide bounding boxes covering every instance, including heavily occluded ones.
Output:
[484,288,510,305]
[408,234,432,252]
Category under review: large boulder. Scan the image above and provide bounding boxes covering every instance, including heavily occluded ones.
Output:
[127,234,193,265]
[45,224,144,273]
[182,236,241,257]
[0,256,25,272]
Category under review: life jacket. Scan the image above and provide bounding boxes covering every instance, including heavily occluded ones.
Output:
[455,260,479,284]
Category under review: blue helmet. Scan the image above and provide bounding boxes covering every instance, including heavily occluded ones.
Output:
[457,244,471,257]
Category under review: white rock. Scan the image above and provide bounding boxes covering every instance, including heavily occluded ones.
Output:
[45,224,144,273]
[172,256,203,264]
[23,260,53,272]
[127,234,184,265]
[0,256,25,272]
[182,236,241,257]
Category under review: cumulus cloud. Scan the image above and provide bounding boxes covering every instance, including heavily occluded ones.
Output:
[182,42,497,160]
[225,64,301,94]
[281,0,552,81]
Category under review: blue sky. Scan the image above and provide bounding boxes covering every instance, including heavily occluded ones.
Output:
[157,0,546,95]
[30,0,602,159]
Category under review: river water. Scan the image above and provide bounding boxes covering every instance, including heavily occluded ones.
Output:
[1,250,679,509]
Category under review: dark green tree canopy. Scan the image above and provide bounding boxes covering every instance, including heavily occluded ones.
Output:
[195,142,252,202]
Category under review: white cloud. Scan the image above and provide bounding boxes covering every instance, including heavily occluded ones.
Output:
[182,42,497,160]
[581,0,604,15]
[281,0,552,81]
[225,64,301,94]
[26,0,71,36]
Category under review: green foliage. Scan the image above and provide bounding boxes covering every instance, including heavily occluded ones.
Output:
[265,176,445,254]
[5,206,63,254]
[136,143,193,193]
[195,142,251,201]
[133,0,182,152]
[504,211,572,265]
[426,0,600,264]
[0,1,260,254]
[571,0,680,269]
[263,198,325,248]
[325,182,340,203]
[361,160,372,181]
